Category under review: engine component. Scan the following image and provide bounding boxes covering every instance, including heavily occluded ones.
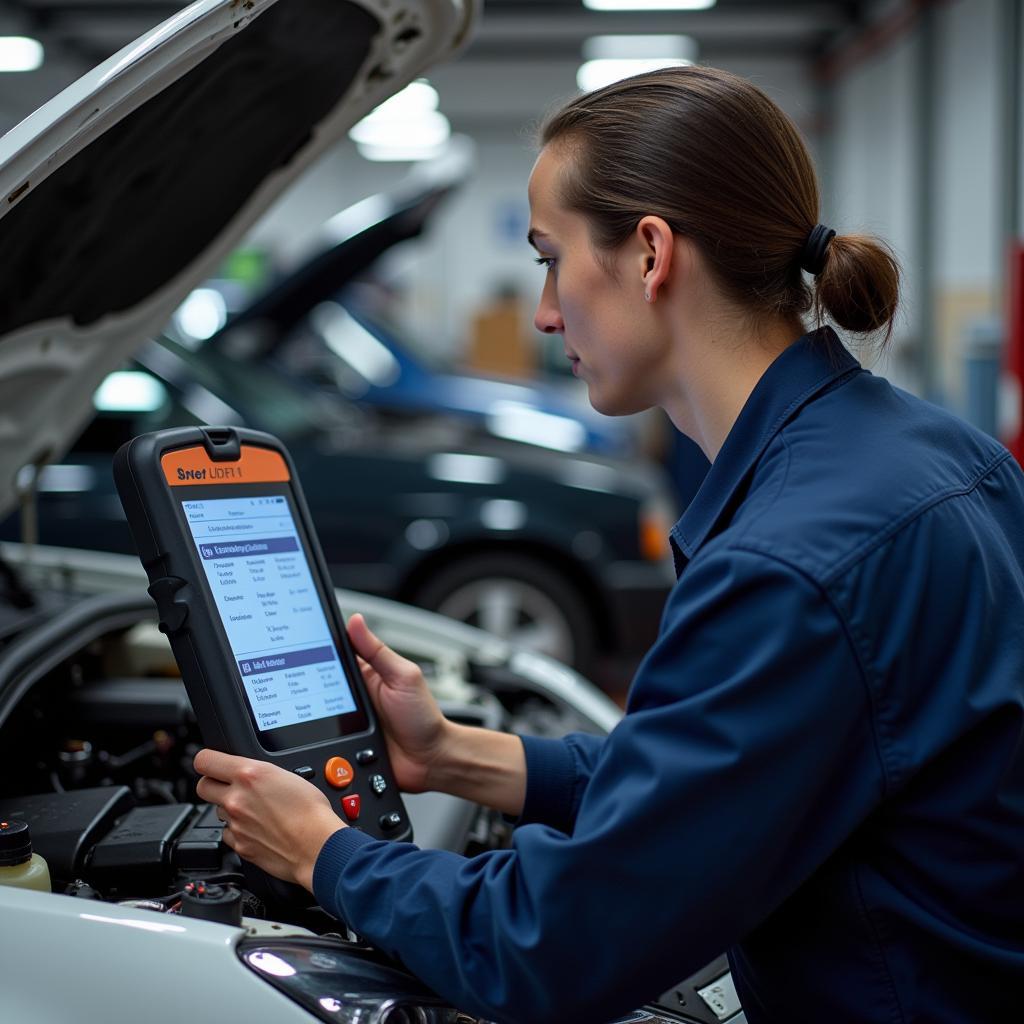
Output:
[0,818,51,892]
[181,880,243,926]
[0,786,133,882]
[89,803,194,893]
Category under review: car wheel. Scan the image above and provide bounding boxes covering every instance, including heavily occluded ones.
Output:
[414,554,596,669]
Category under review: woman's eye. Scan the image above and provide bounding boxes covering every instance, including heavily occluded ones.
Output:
[534,256,556,270]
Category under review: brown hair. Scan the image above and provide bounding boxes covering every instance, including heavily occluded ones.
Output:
[539,65,900,343]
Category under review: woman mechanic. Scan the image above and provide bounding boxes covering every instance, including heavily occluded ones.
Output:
[194,66,1024,1022]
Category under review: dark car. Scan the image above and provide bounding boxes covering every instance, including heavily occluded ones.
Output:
[3,334,676,676]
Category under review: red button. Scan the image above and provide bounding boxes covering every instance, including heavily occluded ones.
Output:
[341,795,361,821]
[325,756,355,789]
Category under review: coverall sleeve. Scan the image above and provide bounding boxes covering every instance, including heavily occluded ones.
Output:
[515,731,607,832]
[312,547,886,1024]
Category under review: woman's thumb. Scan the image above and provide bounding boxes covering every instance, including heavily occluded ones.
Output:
[347,613,416,684]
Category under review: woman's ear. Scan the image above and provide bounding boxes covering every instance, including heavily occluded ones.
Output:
[636,216,676,303]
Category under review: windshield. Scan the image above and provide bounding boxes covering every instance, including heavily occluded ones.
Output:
[155,335,347,441]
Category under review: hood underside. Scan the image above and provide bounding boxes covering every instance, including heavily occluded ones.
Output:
[0,0,475,519]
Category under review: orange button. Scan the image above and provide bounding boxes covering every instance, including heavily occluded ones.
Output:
[324,756,355,789]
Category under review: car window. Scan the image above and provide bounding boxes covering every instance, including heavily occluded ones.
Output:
[154,336,346,441]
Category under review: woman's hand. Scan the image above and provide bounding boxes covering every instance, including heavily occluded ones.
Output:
[347,613,451,794]
[194,749,343,892]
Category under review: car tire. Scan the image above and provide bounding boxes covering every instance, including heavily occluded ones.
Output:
[414,553,596,670]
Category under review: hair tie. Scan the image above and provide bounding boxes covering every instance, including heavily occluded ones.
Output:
[800,224,836,276]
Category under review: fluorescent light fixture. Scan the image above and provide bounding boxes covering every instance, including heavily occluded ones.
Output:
[355,141,450,162]
[0,37,43,72]
[364,79,439,117]
[350,79,451,162]
[350,109,450,148]
[577,57,692,93]
[583,34,698,61]
[583,0,716,10]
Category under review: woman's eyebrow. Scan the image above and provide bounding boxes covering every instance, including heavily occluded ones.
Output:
[527,228,551,250]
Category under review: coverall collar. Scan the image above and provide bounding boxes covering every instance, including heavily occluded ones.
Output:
[670,325,861,574]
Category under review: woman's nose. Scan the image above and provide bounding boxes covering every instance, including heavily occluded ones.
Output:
[533,279,564,335]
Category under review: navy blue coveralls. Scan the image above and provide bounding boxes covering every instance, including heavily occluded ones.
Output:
[314,327,1024,1023]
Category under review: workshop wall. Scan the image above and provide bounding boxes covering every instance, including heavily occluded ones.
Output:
[933,0,1002,407]
[824,0,1008,405]
[825,25,921,389]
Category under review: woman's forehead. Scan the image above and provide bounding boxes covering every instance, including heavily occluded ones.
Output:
[527,148,559,203]
[527,148,573,231]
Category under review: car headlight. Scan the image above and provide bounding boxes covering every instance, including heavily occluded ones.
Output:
[240,938,480,1024]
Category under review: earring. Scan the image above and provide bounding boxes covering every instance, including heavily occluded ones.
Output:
[644,291,651,302]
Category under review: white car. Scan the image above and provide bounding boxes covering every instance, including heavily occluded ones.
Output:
[0,2,743,1021]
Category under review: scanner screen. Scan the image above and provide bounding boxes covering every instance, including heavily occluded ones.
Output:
[182,494,357,732]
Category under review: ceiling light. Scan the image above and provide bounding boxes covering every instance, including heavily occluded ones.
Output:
[583,34,698,61]
[350,80,451,162]
[0,37,43,73]
[367,79,439,117]
[354,142,451,162]
[577,57,693,93]
[583,0,716,10]
[350,108,450,148]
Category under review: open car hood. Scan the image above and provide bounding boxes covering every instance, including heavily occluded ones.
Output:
[0,0,477,520]
[218,136,475,341]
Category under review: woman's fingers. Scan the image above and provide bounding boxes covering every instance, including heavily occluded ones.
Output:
[194,747,252,783]
[195,774,230,806]
[192,750,343,889]
[347,614,421,689]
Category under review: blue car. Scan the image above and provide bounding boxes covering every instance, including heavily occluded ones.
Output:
[318,294,636,455]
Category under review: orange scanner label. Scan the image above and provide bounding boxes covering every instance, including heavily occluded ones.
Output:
[161,445,291,486]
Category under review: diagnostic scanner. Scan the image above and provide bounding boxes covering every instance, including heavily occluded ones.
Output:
[113,427,411,844]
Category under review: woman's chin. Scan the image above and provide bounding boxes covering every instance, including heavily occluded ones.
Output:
[587,385,647,418]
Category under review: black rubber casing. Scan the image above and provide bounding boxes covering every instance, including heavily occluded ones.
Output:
[113,426,411,843]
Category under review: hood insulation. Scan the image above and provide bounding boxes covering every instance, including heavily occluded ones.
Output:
[0,0,380,336]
